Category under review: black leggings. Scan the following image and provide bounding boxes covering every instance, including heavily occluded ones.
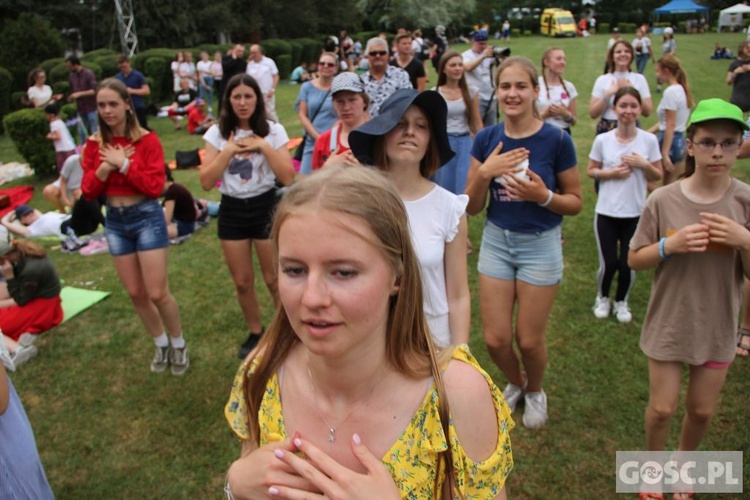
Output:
[594,213,639,301]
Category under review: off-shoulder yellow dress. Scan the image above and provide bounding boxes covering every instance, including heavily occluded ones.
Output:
[225,344,514,499]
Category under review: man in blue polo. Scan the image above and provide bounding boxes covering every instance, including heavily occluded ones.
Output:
[115,54,151,130]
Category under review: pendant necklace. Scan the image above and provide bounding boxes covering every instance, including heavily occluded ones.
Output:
[306,351,384,443]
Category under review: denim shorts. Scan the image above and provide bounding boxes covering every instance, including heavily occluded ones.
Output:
[106,198,169,256]
[477,221,564,286]
[175,219,196,237]
[658,131,686,165]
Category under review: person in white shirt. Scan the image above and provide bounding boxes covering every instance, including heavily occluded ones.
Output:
[196,50,215,114]
[650,54,693,185]
[44,104,76,173]
[632,29,654,74]
[586,87,663,323]
[537,47,578,133]
[26,69,60,109]
[462,29,497,127]
[246,44,280,122]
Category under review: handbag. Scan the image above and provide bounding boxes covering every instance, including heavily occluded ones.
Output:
[175,149,201,169]
[294,87,332,161]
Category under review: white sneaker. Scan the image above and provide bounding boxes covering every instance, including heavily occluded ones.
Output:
[18,333,37,347]
[613,301,632,323]
[523,390,548,429]
[502,381,526,413]
[593,295,611,319]
[10,345,37,370]
[0,336,14,372]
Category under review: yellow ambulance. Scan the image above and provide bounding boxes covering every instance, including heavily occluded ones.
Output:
[540,8,577,37]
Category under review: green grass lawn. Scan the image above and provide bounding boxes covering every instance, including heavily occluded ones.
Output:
[2,33,749,499]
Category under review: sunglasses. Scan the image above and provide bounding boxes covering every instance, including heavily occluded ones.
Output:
[318,61,337,67]
[368,51,388,57]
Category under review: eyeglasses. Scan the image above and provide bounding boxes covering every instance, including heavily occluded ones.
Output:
[368,51,388,57]
[318,62,337,67]
[693,140,741,152]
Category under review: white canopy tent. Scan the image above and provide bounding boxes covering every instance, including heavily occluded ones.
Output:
[717,3,750,32]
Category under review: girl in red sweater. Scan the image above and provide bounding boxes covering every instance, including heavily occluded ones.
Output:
[81,79,189,376]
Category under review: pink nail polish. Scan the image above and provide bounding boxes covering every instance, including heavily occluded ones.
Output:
[293,437,302,447]
[268,487,280,495]
[352,433,361,445]
[273,449,284,459]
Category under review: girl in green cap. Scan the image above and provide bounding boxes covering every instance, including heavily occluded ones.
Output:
[628,98,750,500]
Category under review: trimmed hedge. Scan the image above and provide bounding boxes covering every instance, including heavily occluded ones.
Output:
[51,81,70,98]
[49,61,103,85]
[276,54,292,80]
[289,41,303,68]
[10,91,27,111]
[81,48,118,61]
[144,57,171,103]
[61,103,77,121]
[3,108,56,177]
[94,55,121,79]
[40,58,65,75]
[295,38,324,64]
[618,23,637,34]
[263,40,292,61]
[600,23,611,34]
[0,66,12,133]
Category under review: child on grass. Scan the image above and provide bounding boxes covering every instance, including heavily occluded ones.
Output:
[628,98,750,500]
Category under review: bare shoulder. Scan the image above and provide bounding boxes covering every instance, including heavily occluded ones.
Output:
[443,357,498,462]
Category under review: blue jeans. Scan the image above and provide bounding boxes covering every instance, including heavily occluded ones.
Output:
[432,133,472,195]
[480,97,497,128]
[200,76,214,114]
[106,199,169,256]
[77,110,99,144]
[635,54,650,74]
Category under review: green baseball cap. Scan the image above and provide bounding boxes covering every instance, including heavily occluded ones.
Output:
[687,98,749,131]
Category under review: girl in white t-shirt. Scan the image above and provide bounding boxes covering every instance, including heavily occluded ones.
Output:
[200,74,295,359]
[26,68,60,109]
[651,54,693,185]
[590,40,653,135]
[537,47,578,134]
[587,87,663,323]
[349,89,470,348]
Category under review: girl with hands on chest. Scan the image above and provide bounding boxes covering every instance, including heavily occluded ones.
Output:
[464,56,581,430]
[586,87,662,323]
[223,167,513,499]
[627,101,750,493]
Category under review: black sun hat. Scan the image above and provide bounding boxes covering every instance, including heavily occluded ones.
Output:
[349,89,455,167]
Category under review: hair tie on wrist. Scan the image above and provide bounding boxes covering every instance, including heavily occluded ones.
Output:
[538,189,554,208]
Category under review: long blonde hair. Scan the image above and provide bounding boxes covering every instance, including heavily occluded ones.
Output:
[242,166,458,496]
[657,55,693,108]
[540,48,572,104]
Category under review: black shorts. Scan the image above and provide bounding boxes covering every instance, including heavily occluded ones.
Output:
[218,190,278,241]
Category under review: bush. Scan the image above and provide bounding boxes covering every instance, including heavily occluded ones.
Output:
[295,38,323,64]
[511,28,521,37]
[61,103,77,121]
[276,54,292,80]
[289,40,303,67]
[49,61,102,85]
[51,81,70,97]
[40,58,65,76]
[263,39,292,60]
[94,55,121,79]
[600,23,611,34]
[0,13,66,89]
[10,91,28,111]
[3,108,56,177]
[0,66,12,133]
[677,21,686,33]
[144,57,171,103]
[133,49,180,72]
[618,23,637,34]
[82,48,119,61]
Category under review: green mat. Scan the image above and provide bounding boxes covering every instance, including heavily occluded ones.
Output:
[60,286,111,323]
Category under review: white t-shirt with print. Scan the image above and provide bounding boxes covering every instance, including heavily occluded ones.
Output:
[591,71,651,121]
[590,128,661,218]
[657,84,689,133]
[536,76,578,130]
[203,122,289,199]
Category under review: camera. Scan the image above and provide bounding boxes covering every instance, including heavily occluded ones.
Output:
[493,46,511,59]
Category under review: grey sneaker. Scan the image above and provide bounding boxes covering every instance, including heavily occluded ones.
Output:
[18,333,38,347]
[170,346,189,376]
[10,345,38,370]
[523,390,549,429]
[151,345,171,373]
[502,381,526,413]
[0,338,15,372]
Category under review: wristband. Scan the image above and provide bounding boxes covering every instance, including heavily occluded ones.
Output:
[538,189,554,208]
[593,170,600,181]
[658,237,671,261]
[120,158,130,175]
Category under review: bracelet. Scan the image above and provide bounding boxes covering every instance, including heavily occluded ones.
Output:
[658,237,671,261]
[538,189,554,207]
[593,170,600,181]
[119,158,130,175]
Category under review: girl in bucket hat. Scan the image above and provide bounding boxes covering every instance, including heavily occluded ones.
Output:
[350,89,470,348]
[629,99,750,499]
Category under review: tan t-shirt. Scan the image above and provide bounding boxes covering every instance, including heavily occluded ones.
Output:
[630,179,750,364]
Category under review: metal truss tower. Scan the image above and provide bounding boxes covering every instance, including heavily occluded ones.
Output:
[114,0,138,56]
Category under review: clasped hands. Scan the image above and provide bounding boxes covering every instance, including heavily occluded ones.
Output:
[227,433,400,500]
[665,213,750,256]
[480,142,549,203]
[227,132,267,157]
[99,144,135,172]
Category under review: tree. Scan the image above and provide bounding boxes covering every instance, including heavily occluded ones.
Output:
[357,0,476,29]
[0,13,66,88]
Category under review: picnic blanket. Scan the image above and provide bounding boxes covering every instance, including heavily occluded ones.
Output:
[60,286,111,323]
[0,185,34,218]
